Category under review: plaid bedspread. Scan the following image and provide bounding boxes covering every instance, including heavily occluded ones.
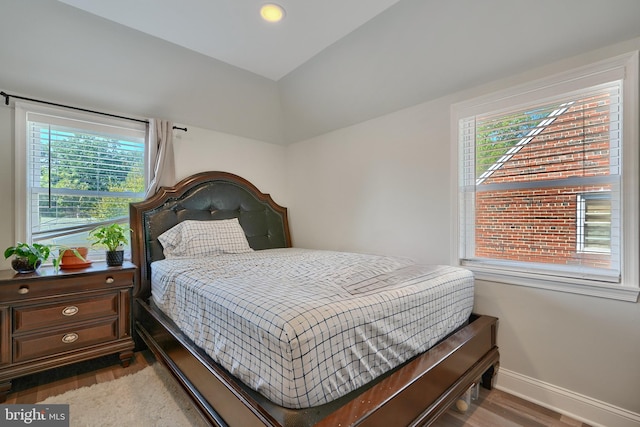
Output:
[151,248,474,408]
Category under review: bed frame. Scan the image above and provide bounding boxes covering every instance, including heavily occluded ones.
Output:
[130,171,499,427]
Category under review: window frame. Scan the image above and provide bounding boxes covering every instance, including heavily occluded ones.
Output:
[451,51,639,302]
[576,192,612,254]
[15,101,147,261]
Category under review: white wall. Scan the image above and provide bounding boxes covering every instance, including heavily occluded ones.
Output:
[0,0,282,144]
[173,125,288,206]
[286,100,451,260]
[286,38,640,424]
[279,0,640,143]
[0,107,16,271]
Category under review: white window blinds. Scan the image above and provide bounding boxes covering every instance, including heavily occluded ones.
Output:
[24,109,146,250]
[459,81,622,283]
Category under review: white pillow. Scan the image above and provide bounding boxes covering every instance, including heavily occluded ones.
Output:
[158,218,253,258]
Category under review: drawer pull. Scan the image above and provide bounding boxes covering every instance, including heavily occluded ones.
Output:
[62,306,79,316]
[18,286,29,295]
[62,333,79,344]
[105,277,115,284]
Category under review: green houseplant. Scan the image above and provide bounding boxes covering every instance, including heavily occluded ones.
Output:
[4,242,50,273]
[59,246,90,268]
[4,243,85,273]
[89,223,130,266]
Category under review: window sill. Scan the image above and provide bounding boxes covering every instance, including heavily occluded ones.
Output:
[464,263,639,302]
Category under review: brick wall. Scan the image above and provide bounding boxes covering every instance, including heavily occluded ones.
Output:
[474,95,613,268]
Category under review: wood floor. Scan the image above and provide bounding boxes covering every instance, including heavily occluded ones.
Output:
[431,387,592,427]
[5,351,591,427]
[4,351,155,404]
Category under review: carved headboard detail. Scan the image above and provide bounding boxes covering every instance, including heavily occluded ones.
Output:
[129,171,291,298]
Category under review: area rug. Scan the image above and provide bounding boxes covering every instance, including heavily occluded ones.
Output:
[38,364,209,427]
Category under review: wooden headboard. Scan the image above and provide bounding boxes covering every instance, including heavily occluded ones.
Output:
[129,171,291,299]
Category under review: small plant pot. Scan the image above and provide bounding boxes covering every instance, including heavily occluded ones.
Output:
[11,257,41,273]
[60,247,89,267]
[106,250,124,267]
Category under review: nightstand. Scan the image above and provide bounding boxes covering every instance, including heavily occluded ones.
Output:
[0,262,136,402]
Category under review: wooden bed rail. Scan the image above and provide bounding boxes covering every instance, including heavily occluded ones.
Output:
[136,296,499,427]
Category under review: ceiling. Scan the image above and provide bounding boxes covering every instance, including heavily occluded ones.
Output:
[57,0,402,81]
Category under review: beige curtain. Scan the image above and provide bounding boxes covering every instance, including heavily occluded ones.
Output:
[145,119,176,198]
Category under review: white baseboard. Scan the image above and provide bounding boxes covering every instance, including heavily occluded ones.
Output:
[495,368,640,427]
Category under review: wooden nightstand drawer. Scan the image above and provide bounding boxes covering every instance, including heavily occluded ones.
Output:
[13,319,118,363]
[0,263,135,401]
[13,293,118,334]
[0,268,134,303]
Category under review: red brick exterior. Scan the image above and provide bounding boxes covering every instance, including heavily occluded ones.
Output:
[475,95,613,268]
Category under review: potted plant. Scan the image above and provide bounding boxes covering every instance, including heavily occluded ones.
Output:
[89,223,130,266]
[4,243,85,273]
[4,242,50,273]
[59,246,90,268]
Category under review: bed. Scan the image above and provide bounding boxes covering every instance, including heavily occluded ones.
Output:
[130,171,499,426]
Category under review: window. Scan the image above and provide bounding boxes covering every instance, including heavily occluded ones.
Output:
[453,52,639,301]
[577,193,611,254]
[15,102,147,261]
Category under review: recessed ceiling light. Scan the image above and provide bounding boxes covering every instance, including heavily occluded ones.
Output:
[260,3,286,23]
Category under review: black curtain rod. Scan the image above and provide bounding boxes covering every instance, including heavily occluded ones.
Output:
[0,91,187,132]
